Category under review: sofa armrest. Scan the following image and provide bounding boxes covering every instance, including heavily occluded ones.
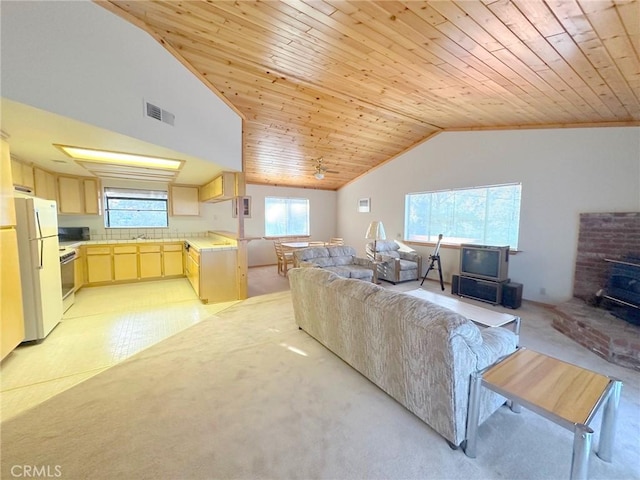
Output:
[399,251,420,262]
[473,328,518,370]
[353,256,373,268]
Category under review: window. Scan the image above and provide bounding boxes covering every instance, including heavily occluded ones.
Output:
[104,187,168,228]
[404,183,521,248]
[265,197,309,237]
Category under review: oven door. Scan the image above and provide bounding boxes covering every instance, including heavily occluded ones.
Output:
[60,254,76,312]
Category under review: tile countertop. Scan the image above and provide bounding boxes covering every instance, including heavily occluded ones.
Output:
[59,238,237,253]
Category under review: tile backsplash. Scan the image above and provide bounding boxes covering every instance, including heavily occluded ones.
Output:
[90,229,211,241]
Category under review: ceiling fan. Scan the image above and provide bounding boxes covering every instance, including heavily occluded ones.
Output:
[313,157,339,180]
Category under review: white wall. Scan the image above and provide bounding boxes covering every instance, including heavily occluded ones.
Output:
[1,1,241,169]
[337,127,640,304]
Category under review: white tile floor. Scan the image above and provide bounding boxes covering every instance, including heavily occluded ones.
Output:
[1,278,239,422]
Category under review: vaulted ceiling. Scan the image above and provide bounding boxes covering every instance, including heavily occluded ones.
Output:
[101,0,640,191]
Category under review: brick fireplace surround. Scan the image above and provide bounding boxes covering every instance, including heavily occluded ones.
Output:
[552,212,640,371]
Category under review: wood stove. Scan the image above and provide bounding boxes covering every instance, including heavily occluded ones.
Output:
[603,256,640,325]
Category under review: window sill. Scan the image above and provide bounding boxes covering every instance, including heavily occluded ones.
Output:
[404,240,521,254]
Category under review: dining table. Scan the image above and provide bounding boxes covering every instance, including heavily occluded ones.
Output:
[280,242,312,249]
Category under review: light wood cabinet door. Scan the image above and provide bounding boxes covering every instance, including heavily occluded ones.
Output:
[83,179,100,214]
[112,246,138,281]
[199,172,240,202]
[113,253,138,281]
[163,244,184,276]
[140,252,162,279]
[74,254,85,291]
[1,229,25,360]
[170,186,199,216]
[22,164,34,190]
[1,140,16,226]
[10,157,23,187]
[186,250,200,296]
[10,158,34,190]
[34,168,57,201]
[86,254,112,283]
[58,176,83,214]
[199,250,238,303]
[58,175,100,215]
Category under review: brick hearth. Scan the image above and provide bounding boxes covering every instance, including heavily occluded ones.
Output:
[552,298,640,371]
[554,212,640,370]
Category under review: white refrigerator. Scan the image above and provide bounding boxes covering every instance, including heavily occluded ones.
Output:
[14,195,63,341]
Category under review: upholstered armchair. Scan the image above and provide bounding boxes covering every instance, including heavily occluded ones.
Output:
[366,240,422,284]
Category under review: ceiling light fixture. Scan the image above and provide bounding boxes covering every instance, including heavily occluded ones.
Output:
[314,171,325,180]
[54,144,183,170]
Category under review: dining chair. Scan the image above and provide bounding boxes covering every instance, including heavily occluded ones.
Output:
[274,241,294,276]
[329,237,344,246]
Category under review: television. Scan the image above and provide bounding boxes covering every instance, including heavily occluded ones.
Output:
[459,244,510,282]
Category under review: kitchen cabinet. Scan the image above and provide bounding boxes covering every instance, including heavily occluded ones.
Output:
[199,172,245,202]
[139,245,162,279]
[74,250,85,291]
[83,179,100,214]
[57,176,82,213]
[186,246,237,303]
[58,175,100,215]
[85,246,112,284]
[186,248,200,297]
[113,245,138,281]
[1,139,25,360]
[34,167,57,201]
[170,185,199,216]
[1,141,16,226]
[1,229,25,360]
[163,243,184,276]
[11,158,34,191]
[84,242,185,285]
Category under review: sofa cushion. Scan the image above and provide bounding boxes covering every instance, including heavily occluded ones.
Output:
[375,241,400,253]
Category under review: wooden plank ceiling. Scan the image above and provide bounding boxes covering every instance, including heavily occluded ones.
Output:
[100,1,640,190]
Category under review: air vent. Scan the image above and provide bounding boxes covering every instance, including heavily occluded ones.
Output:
[145,101,175,126]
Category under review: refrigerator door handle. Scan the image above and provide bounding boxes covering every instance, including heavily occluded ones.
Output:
[35,210,43,239]
[38,239,44,269]
[34,210,45,269]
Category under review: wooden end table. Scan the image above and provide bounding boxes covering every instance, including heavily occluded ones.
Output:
[465,348,622,480]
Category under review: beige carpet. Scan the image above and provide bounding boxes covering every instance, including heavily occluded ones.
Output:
[1,290,639,479]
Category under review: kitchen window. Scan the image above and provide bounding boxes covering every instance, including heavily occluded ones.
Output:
[104,187,168,228]
[265,197,309,237]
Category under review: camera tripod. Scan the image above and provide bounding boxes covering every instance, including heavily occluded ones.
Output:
[420,234,445,291]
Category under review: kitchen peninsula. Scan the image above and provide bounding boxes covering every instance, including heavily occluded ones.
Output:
[61,232,239,304]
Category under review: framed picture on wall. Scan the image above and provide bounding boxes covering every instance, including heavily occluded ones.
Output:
[358,198,370,213]
[232,196,252,218]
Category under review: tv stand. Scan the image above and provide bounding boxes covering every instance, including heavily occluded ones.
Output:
[458,276,509,306]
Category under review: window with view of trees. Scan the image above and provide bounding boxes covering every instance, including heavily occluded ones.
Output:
[404,183,522,248]
[104,187,168,228]
[265,197,309,237]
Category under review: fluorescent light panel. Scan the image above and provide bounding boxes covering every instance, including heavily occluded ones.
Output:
[55,144,182,170]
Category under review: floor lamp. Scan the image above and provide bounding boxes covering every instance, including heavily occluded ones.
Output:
[365,220,386,260]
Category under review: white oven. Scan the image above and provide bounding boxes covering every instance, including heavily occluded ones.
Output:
[59,247,77,313]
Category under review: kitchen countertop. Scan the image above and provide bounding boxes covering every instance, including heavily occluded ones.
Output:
[59,238,237,253]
